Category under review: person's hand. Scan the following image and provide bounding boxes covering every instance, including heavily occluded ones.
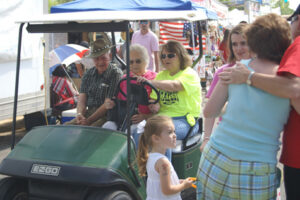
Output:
[181,177,194,189]
[76,113,92,126]
[79,118,90,125]
[104,98,115,109]
[218,62,250,84]
[76,114,85,124]
[148,102,160,114]
[131,113,145,124]
[135,75,149,83]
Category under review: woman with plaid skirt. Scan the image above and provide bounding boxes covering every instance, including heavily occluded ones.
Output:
[198,14,292,200]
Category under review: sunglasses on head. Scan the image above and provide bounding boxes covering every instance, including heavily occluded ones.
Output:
[161,53,176,59]
[291,15,298,24]
[130,59,142,64]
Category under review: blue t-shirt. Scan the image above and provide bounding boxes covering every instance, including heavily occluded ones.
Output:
[210,59,290,164]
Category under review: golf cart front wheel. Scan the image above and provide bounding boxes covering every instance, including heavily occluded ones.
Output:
[0,177,28,200]
[87,190,133,200]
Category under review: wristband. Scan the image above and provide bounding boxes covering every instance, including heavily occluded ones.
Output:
[77,113,82,116]
[246,71,255,85]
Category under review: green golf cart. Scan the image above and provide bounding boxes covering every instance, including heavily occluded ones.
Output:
[0,7,206,200]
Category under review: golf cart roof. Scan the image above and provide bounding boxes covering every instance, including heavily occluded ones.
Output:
[16,10,207,25]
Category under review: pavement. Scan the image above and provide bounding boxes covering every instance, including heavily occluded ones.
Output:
[0,116,27,180]
[0,116,25,135]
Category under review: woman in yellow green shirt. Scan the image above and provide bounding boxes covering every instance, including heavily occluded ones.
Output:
[137,40,202,160]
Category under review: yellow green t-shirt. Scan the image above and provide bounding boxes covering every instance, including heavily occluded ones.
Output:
[150,67,201,117]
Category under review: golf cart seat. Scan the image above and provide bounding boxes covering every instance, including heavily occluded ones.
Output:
[171,118,203,179]
[173,134,202,153]
[172,118,203,153]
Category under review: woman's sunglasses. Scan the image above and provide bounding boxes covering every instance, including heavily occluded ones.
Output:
[161,53,176,59]
[130,59,142,64]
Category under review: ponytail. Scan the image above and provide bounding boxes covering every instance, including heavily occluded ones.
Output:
[136,115,173,176]
[137,132,148,177]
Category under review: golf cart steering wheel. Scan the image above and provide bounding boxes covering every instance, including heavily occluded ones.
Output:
[118,77,160,105]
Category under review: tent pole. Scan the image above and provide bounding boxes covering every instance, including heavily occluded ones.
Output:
[125,21,141,187]
[190,21,196,54]
[12,23,25,150]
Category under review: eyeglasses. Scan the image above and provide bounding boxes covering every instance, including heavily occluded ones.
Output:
[161,53,176,59]
[140,21,148,24]
[130,59,142,64]
[291,15,298,24]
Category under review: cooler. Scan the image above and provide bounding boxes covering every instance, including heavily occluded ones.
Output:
[61,108,77,123]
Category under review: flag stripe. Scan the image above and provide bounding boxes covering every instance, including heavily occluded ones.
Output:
[159,22,206,51]
[159,29,184,35]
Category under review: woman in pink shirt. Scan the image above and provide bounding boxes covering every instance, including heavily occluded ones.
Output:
[201,23,251,151]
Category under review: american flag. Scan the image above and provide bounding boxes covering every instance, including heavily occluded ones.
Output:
[159,21,206,51]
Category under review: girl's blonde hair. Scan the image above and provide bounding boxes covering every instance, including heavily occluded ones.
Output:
[137,115,173,176]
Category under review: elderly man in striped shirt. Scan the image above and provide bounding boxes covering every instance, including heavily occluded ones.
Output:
[65,33,123,127]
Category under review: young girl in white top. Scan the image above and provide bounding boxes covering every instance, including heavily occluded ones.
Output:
[137,115,193,200]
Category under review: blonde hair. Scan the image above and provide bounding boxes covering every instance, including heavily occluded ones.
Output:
[137,115,173,176]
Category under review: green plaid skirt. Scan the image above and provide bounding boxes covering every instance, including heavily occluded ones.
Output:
[196,143,278,200]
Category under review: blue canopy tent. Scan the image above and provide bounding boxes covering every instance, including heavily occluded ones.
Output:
[51,0,194,12]
[206,9,218,20]
[49,0,217,70]
[50,0,218,20]
[191,3,218,20]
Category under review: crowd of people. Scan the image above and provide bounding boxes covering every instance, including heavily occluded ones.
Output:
[54,6,300,199]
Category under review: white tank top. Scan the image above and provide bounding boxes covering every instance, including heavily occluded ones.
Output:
[146,152,181,200]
